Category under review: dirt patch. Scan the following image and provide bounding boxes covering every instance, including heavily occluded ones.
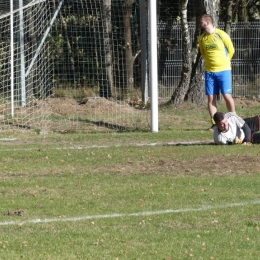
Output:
[4,209,26,216]
[2,96,260,132]
[99,154,259,177]
[2,96,145,131]
[234,97,260,110]
[8,95,260,119]
[45,97,139,116]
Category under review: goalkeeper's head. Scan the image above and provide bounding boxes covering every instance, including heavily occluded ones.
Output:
[213,112,229,132]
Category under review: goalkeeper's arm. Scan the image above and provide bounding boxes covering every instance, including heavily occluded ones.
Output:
[241,123,251,142]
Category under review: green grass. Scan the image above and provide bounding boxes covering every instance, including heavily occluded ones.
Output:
[0,101,260,259]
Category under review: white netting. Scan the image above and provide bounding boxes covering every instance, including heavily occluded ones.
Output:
[0,1,259,133]
[0,0,149,133]
[0,0,58,131]
[49,0,148,132]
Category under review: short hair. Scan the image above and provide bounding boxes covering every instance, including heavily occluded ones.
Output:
[213,112,225,123]
[200,14,214,25]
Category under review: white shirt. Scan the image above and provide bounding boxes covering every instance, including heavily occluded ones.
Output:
[213,113,245,144]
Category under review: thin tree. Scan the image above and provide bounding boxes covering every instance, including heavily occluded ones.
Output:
[236,0,259,83]
[122,0,141,93]
[99,0,113,98]
[186,8,205,105]
[224,1,233,35]
[170,0,192,106]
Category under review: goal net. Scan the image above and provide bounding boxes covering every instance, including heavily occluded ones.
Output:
[0,1,258,134]
[0,0,149,133]
[49,0,148,133]
[0,0,62,131]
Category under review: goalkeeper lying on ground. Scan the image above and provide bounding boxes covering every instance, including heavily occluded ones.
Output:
[213,112,260,145]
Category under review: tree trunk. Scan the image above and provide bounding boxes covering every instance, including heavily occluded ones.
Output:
[210,1,219,26]
[123,0,135,92]
[157,2,178,85]
[170,0,192,106]
[26,7,38,102]
[237,0,256,83]
[248,0,260,20]
[60,15,77,86]
[224,1,233,35]
[187,56,205,105]
[100,0,113,98]
[238,0,249,21]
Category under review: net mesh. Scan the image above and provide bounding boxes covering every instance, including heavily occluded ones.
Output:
[0,1,259,133]
[0,0,53,131]
[50,0,148,132]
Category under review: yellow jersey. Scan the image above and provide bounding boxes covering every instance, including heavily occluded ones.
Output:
[198,28,235,72]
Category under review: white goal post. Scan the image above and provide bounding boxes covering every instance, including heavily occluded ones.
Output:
[148,0,158,132]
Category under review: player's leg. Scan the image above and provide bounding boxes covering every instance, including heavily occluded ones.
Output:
[244,115,260,133]
[217,70,236,113]
[205,72,218,129]
[207,95,217,119]
[222,93,235,113]
[252,132,260,143]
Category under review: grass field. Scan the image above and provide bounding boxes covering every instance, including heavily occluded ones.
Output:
[0,100,260,259]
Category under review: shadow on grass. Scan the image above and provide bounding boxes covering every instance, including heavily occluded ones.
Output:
[85,119,127,131]
[165,141,215,146]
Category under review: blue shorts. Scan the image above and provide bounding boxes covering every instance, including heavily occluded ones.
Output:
[205,70,232,95]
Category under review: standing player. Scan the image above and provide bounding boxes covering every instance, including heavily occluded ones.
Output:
[199,14,236,130]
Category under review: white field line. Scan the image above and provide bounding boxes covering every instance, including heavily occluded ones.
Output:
[0,140,214,152]
[1,200,260,226]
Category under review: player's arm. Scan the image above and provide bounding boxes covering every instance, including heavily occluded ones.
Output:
[221,31,235,59]
[241,123,251,142]
[213,130,228,145]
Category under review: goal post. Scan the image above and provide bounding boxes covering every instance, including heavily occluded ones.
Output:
[148,0,158,132]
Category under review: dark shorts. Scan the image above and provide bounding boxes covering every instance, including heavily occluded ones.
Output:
[243,115,260,133]
[244,115,260,143]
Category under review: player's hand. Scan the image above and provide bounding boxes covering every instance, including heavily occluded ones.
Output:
[242,142,252,146]
[235,137,243,144]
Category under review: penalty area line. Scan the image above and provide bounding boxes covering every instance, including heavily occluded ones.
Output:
[1,200,260,226]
